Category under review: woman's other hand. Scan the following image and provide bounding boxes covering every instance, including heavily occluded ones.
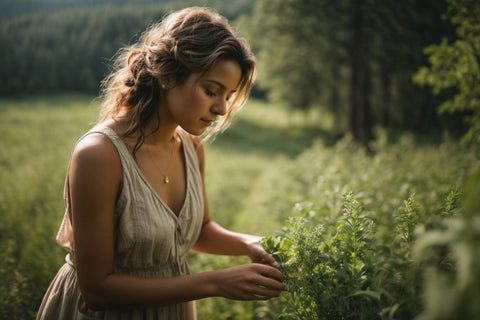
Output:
[246,241,279,267]
[214,264,288,301]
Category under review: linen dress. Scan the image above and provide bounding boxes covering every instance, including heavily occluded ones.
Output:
[37,126,204,320]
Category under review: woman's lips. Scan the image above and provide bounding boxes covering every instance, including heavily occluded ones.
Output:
[201,119,214,126]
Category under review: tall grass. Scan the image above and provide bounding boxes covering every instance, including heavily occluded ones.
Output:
[0,94,98,319]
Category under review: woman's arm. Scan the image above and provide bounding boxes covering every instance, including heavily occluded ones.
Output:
[70,134,286,309]
[191,138,278,266]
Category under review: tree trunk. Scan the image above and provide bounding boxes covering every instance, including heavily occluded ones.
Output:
[380,57,392,127]
[348,0,372,144]
[329,63,341,131]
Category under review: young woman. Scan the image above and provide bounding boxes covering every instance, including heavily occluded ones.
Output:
[36,6,288,320]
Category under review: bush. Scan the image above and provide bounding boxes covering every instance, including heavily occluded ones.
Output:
[259,133,478,319]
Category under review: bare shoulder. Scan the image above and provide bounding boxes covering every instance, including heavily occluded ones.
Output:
[71,132,121,177]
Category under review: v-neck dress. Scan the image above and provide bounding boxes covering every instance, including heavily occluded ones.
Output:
[37,125,204,320]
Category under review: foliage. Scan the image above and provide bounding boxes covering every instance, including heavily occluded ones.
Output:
[413,0,480,143]
[247,0,454,137]
[0,0,255,20]
[413,163,480,320]
[258,133,477,319]
[244,0,332,111]
[0,5,167,94]
[395,193,420,244]
[270,194,382,320]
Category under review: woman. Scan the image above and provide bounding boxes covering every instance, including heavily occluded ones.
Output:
[37,7,288,320]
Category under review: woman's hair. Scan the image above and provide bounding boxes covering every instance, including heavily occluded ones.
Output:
[99,7,257,155]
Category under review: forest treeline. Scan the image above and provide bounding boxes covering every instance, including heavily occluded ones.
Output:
[0,0,253,94]
[247,0,474,140]
[1,5,165,94]
[1,0,479,141]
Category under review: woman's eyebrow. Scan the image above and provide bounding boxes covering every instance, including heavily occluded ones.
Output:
[205,80,237,93]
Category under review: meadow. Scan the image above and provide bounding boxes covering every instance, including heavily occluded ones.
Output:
[0,95,478,319]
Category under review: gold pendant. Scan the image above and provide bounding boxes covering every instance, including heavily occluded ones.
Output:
[164,176,170,184]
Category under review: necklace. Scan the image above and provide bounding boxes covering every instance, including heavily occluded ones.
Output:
[146,137,174,184]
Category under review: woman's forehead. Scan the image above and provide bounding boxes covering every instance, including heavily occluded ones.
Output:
[199,60,242,91]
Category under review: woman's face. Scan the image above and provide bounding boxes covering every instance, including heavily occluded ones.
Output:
[163,59,242,136]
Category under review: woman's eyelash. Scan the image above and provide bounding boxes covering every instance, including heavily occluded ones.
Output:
[205,88,230,101]
[205,89,216,97]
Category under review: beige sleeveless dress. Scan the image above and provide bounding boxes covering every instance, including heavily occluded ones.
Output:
[37,126,204,320]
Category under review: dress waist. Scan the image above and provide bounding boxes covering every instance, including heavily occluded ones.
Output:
[65,253,189,277]
[115,256,190,277]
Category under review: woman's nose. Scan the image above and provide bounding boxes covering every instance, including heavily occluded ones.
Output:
[211,98,227,116]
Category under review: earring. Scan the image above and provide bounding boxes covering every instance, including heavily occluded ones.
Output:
[161,84,169,90]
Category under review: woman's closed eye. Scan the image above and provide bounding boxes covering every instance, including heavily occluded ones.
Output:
[205,87,231,101]
[205,89,216,97]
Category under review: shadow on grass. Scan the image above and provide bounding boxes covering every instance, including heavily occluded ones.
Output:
[210,117,342,158]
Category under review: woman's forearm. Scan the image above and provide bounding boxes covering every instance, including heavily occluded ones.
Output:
[82,270,217,309]
[192,220,260,256]
[82,262,287,309]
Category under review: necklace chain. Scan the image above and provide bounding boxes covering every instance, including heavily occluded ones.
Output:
[146,137,174,184]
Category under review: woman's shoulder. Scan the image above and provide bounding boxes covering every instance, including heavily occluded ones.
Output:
[71,129,121,171]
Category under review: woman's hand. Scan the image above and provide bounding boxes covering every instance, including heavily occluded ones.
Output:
[214,264,288,301]
[246,240,279,267]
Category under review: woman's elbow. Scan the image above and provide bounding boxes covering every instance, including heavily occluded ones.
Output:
[78,280,117,309]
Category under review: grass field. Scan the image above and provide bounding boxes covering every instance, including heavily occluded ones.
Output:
[0,94,99,319]
[0,94,478,319]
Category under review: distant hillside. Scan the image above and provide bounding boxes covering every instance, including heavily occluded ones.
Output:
[0,0,254,20]
[0,0,255,95]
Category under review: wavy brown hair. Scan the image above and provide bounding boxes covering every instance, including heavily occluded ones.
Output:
[98,7,257,155]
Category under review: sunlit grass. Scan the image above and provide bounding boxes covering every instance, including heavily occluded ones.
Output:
[0,94,99,319]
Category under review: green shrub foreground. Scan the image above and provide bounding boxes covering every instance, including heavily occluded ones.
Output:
[258,135,479,319]
[1,95,478,319]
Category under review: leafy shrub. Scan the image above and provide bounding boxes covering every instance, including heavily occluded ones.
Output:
[259,135,478,319]
[413,163,480,320]
[262,193,417,320]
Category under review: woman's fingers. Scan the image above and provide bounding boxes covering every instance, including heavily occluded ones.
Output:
[247,242,279,267]
[216,263,289,301]
[254,263,285,282]
[263,253,279,266]
[248,264,289,298]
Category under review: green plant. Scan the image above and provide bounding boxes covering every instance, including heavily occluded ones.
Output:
[262,193,405,320]
[413,0,480,143]
[248,128,477,319]
[395,193,419,244]
[413,164,480,320]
